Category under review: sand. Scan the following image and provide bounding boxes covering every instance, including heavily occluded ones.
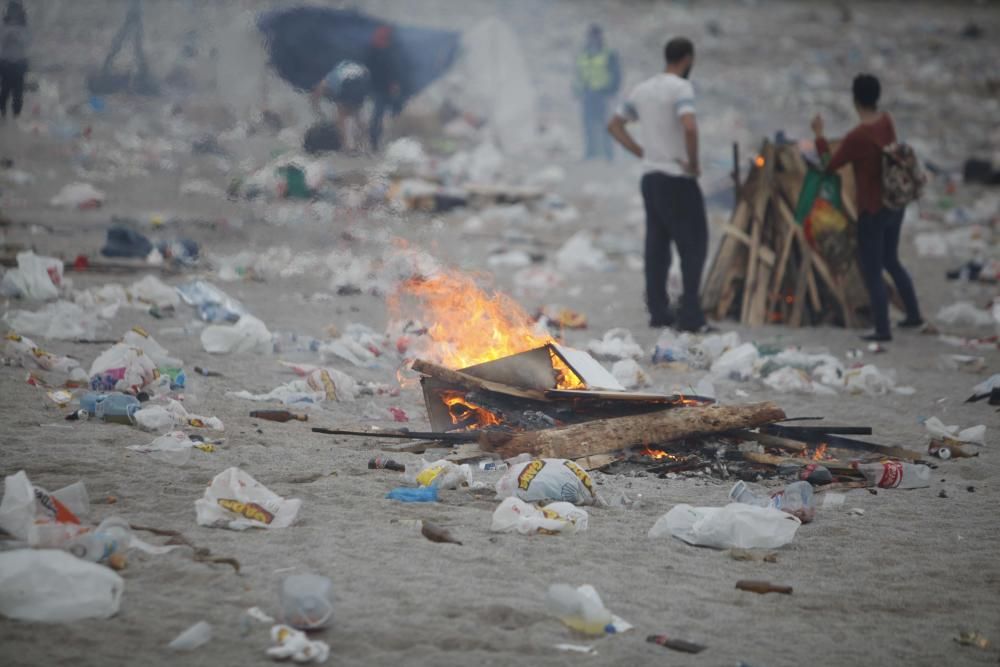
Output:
[2,1,999,666]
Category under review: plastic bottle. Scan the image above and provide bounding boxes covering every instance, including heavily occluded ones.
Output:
[368,456,405,472]
[730,480,815,522]
[280,574,334,630]
[80,392,140,425]
[545,584,614,636]
[67,517,133,563]
[854,461,931,489]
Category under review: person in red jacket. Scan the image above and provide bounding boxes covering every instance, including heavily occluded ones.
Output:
[811,74,923,342]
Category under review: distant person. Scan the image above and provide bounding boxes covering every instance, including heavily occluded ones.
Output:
[811,74,923,342]
[312,60,371,153]
[0,0,29,120]
[365,25,404,151]
[574,25,620,161]
[608,37,711,333]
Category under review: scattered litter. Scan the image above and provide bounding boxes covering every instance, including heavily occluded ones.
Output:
[0,549,124,622]
[649,504,801,549]
[195,467,301,530]
[385,486,439,503]
[546,584,631,636]
[0,252,64,301]
[954,631,991,650]
[586,328,643,360]
[491,497,589,535]
[50,182,105,209]
[168,621,213,651]
[923,417,986,444]
[496,459,597,505]
[611,358,649,389]
[266,625,330,664]
[201,315,272,354]
[421,521,462,545]
[280,574,334,630]
[646,634,707,654]
[4,301,109,341]
[0,470,89,547]
[128,431,199,465]
[735,580,793,595]
[937,301,995,327]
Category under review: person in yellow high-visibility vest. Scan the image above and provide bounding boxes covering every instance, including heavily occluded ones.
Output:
[573,25,621,161]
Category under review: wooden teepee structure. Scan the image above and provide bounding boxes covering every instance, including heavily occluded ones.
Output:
[702,140,872,328]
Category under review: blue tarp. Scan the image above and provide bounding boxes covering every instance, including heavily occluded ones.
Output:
[257,7,460,103]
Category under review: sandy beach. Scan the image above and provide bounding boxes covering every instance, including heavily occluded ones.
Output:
[1,1,999,666]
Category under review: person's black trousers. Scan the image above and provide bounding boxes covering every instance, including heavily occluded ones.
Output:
[856,207,922,337]
[640,172,708,330]
[0,59,27,118]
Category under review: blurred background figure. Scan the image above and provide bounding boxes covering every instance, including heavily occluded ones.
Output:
[0,0,29,120]
[365,24,404,151]
[574,24,620,161]
[89,0,157,94]
[311,59,372,153]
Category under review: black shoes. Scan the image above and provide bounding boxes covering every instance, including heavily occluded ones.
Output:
[897,318,925,329]
[860,332,892,342]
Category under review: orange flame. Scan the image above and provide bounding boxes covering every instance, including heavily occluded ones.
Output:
[812,443,828,461]
[441,390,501,429]
[754,155,765,167]
[639,445,677,460]
[389,268,584,389]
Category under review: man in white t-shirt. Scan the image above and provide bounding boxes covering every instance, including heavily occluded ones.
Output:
[608,37,710,332]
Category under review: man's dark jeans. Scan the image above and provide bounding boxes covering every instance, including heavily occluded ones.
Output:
[641,172,708,330]
[857,207,922,336]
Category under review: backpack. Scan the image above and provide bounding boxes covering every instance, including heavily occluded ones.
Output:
[881,142,926,209]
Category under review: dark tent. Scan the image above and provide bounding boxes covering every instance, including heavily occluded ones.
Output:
[257,7,460,104]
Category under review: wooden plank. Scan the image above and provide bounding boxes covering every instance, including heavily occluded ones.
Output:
[766,219,797,318]
[702,200,750,308]
[788,247,810,327]
[574,453,619,471]
[721,225,776,265]
[740,143,776,323]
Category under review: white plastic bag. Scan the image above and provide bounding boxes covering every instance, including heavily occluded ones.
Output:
[490,497,588,535]
[495,459,597,505]
[201,315,272,354]
[0,549,124,622]
[556,232,610,272]
[50,182,105,209]
[4,300,109,341]
[586,328,643,360]
[129,275,181,309]
[406,460,473,490]
[923,417,986,445]
[611,358,648,389]
[195,467,301,530]
[0,470,89,547]
[4,333,88,382]
[88,343,159,393]
[0,251,64,300]
[648,503,801,549]
[936,302,994,327]
[128,431,197,465]
[122,327,183,367]
[710,342,759,380]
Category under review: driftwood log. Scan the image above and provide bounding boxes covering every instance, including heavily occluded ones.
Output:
[478,402,786,460]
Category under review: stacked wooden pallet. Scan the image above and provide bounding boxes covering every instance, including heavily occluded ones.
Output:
[702,140,871,327]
